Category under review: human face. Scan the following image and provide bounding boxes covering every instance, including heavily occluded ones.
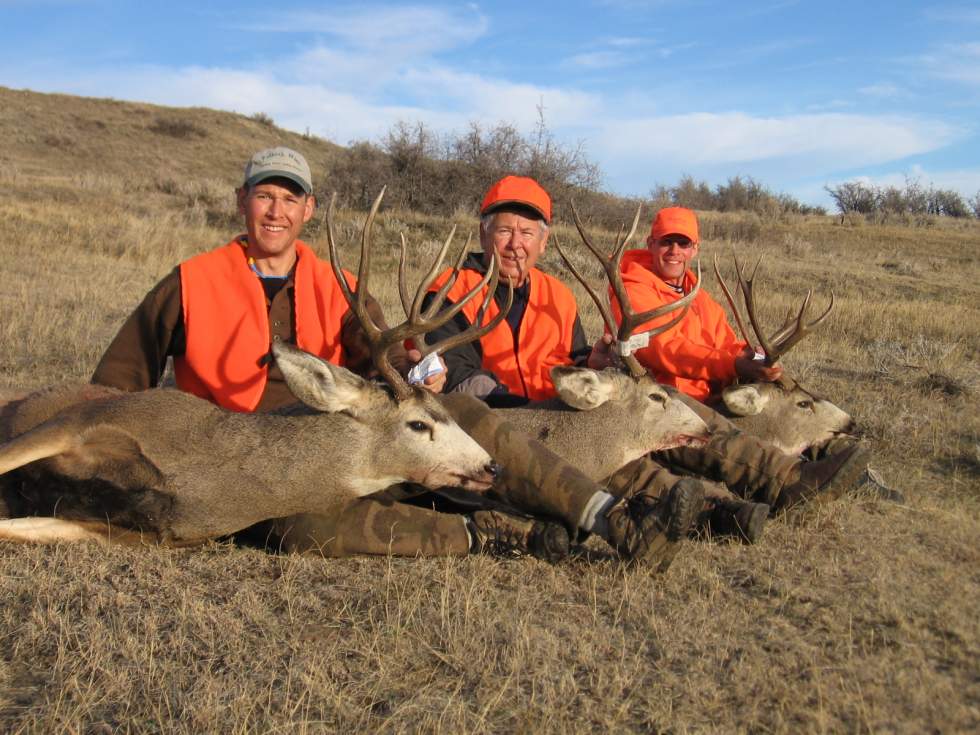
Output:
[646,234,698,286]
[237,180,315,265]
[481,211,548,287]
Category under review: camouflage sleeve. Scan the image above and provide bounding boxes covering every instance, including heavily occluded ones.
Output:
[91,268,184,391]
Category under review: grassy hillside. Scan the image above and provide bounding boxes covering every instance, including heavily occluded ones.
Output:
[0,86,978,733]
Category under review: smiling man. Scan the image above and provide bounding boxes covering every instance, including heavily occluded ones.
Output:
[617,206,782,401]
[92,146,374,412]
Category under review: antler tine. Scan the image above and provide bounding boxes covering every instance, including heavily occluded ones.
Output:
[612,205,643,263]
[713,253,754,346]
[325,189,411,398]
[354,187,386,314]
[420,233,471,322]
[553,232,619,339]
[397,233,412,318]
[569,201,611,263]
[407,224,458,323]
[735,254,776,362]
[326,193,379,340]
[418,251,514,358]
[419,239,500,329]
[767,291,835,363]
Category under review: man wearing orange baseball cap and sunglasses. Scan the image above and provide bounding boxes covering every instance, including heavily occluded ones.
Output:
[614,206,782,402]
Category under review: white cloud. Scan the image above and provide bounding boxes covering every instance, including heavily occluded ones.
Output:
[238,5,489,57]
[594,112,963,168]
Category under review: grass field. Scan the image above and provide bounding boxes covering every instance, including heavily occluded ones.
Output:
[0,87,978,733]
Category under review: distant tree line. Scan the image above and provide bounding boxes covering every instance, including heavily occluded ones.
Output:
[650,175,826,217]
[324,117,978,225]
[824,178,980,219]
[328,119,824,227]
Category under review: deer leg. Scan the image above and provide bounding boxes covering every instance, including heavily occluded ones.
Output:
[0,421,80,475]
[0,518,159,546]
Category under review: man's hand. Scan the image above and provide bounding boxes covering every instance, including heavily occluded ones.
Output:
[734,346,783,383]
[407,348,448,393]
[587,334,615,370]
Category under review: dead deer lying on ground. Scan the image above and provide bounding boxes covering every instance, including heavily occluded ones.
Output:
[709,253,855,455]
[0,192,509,547]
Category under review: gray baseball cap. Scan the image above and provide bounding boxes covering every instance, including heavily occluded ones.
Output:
[243,146,313,194]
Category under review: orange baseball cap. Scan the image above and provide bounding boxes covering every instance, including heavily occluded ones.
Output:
[480,175,552,223]
[650,207,699,243]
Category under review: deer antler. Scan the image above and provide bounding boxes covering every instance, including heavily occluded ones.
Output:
[716,249,834,366]
[554,202,701,379]
[325,190,513,400]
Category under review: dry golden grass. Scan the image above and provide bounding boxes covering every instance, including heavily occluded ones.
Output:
[0,87,978,733]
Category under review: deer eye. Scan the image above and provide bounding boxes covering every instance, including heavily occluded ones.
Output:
[797,400,813,410]
[648,392,667,405]
[407,420,430,433]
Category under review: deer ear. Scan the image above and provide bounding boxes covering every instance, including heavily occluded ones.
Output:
[273,342,377,414]
[721,384,768,416]
[551,366,617,410]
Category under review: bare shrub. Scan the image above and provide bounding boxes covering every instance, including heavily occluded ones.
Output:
[251,111,276,127]
[42,132,75,149]
[148,116,207,139]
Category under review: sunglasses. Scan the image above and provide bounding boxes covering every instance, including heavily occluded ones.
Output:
[654,238,696,250]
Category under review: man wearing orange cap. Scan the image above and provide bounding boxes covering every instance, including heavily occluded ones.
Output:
[615,207,782,401]
[597,206,870,536]
[422,175,609,404]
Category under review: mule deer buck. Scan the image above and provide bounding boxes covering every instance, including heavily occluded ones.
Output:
[0,191,515,547]
[709,252,855,456]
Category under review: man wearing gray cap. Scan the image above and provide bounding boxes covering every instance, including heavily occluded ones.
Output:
[93,146,374,411]
[91,146,568,561]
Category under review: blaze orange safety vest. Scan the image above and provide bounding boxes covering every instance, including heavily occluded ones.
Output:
[614,249,745,401]
[429,267,578,401]
[174,238,353,412]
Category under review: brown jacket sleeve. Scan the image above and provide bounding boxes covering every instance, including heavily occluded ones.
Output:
[91,268,184,391]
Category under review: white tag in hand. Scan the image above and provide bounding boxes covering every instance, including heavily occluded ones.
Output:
[614,331,650,357]
[407,352,445,385]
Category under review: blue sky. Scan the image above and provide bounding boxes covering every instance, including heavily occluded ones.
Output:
[3,0,979,208]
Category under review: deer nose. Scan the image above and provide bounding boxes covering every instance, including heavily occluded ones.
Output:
[485,462,501,478]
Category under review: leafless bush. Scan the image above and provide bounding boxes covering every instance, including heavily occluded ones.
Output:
[251,111,276,128]
[148,116,207,139]
[826,177,975,220]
